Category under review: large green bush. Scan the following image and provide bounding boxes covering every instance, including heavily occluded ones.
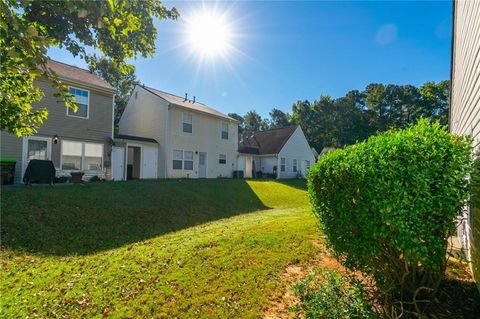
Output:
[471,156,480,292]
[307,119,472,317]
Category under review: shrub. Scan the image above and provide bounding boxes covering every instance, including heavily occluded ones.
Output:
[291,268,380,319]
[471,156,480,292]
[307,119,472,317]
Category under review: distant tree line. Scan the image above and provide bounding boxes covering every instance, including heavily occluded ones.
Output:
[229,81,449,152]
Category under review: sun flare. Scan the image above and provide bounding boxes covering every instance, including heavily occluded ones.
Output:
[186,11,232,58]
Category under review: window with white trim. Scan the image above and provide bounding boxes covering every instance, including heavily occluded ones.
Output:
[173,150,183,170]
[183,113,193,133]
[67,87,89,118]
[305,160,311,169]
[184,151,194,170]
[221,122,229,140]
[219,154,226,164]
[172,150,194,170]
[293,159,297,172]
[280,157,286,172]
[61,141,103,171]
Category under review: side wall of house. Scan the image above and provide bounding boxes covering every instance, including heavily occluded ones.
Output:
[166,107,238,178]
[450,0,480,286]
[119,86,169,178]
[277,127,316,179]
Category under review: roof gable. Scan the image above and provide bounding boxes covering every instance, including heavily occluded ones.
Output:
[140,85,235,121]
[44,60,114,91]
[239,126,298,155]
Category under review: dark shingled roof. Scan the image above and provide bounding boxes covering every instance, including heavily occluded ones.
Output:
[238,126,298,155]
[44,60,115,91]
[114,134,158,144]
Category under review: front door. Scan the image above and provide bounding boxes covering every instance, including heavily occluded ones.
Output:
[111,147,125,181]
[142,147,158,179]
[198,152,207,178]
[23,136,52,177]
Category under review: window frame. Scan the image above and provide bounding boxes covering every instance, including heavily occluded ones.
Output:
[219,153,227,164]
[221,122,229,140]
[293,159,297,172]
[66,86,90,119]
[280,157,286,172]
[172,149,194,170]
[182,112,193,133]
[60,140,104,172]
[184,150,194,170]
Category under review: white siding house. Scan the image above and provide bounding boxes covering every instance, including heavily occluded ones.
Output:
[119,85,238,179]
[238,126,315,179]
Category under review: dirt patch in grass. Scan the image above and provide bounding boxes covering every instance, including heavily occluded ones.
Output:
[264,246,480,319]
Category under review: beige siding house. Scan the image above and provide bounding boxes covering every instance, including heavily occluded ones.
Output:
[450,0,480,260]
[1,60,115,183]
[119,85,238,179]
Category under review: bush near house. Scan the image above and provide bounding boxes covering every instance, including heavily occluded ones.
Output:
[307,119,472,317]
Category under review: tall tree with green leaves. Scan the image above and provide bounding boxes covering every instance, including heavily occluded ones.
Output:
[243,110,269,132]
[269,108,291,128]
[0,0,178,136]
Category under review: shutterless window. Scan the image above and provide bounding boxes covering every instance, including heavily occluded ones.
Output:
[219,154,226,164]
[67,87,89,118]
[184,151,194,170]
[84,143,103,171]
[173,150,183,170]
[293,159,297,172]
[305,160,311,169]
[62,141,83,170]
[221,123,229,140]
[183,113,193,133]
[280,157,286,172]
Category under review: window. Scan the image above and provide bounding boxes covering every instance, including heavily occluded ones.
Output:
[184,151,194,170]
[61,141,103,171]
[305,160,311,169]
[221,123,229,140]
[280,157,286,172]
[172,150,194,170]
[219,154,226,164]
[183,113,193,133]
[173,150,183,170]
[67,87,89,118]
[293,159,297,172]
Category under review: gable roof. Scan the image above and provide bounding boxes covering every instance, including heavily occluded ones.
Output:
[44,60,115,92]
[238,126,298,155]
[140,85,235,121]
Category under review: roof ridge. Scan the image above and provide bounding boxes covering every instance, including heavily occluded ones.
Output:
[246,125,298,134]
[143,85,209,107]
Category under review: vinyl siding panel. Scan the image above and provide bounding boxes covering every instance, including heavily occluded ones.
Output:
[1,79,114,182]
[277,127,316,179]
[450,0,480,287]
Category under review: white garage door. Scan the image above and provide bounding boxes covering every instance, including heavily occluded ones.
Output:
[142,146,158,179]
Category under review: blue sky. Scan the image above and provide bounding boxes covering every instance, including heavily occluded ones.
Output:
[49,1,453,118]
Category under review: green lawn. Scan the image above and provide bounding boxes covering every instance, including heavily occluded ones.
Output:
[1,179,321,318]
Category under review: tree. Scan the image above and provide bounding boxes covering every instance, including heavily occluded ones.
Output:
[88,56,138,126]
[269,108,291,128]
[1,0,178,136]
[228,112,245,133]
[419,81,449,125]
[243,110,269,132]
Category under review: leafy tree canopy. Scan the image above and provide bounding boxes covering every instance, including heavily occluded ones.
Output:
[1,0,178,136]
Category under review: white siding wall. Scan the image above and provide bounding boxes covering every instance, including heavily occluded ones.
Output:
[277,126,316,179]
[167,107,238,178]
[119,86,169,178]
[450,0,480,259]
[259,156,277,175]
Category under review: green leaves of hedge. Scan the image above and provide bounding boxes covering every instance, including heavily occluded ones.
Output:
[307,119,472,312]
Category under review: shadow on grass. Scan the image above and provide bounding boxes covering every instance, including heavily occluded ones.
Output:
[1,179,269,256]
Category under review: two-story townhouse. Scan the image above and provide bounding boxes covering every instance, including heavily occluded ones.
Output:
[118,85,238,179]
[1,60,116,183]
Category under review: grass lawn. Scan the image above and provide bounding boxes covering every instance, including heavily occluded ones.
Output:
[1,179,321,318]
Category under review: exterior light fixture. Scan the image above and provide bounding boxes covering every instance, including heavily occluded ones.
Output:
[53,134,59,144]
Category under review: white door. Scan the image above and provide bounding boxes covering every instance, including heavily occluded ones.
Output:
[142,147,158,179]
[198,152,207,178]
[22,136,52,177]
[111,147,125,181]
